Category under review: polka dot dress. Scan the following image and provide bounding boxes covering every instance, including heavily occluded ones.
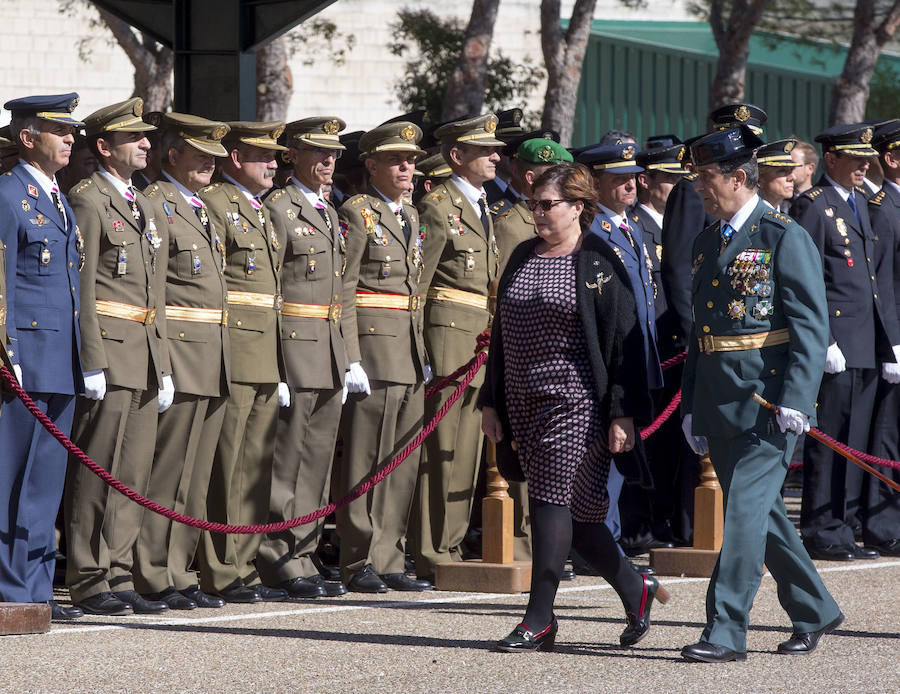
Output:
[500,250,611,522]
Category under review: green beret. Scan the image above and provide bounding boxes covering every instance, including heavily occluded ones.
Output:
[516,138,573,164]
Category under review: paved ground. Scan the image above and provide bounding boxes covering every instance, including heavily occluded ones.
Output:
[0,556,895,694]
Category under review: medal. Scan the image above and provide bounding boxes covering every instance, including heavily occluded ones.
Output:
[40,247,51,266]
[727,299,746,319]
[117,245,128,275]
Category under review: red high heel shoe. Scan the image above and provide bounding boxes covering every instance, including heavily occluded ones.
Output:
[620,574,670,646]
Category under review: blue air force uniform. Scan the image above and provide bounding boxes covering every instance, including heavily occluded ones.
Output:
[681,127,840,655]
[0,94,84,603]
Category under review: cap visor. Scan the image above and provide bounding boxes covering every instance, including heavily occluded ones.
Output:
[41,115,86,127]
[188,139,229,157]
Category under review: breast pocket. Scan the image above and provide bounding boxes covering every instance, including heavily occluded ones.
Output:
[366,243,401,283]
[103,228,136,278]
[173,234,210,280]
[230,232,260,277]
[290,235,328,281]
[24,227,61,276]
[450,234,482,277]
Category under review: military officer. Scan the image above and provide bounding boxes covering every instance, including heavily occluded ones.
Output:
[790,123,900,561]
[680,125,843,663]
[858,121,900,556]
[0,94,85,620]
[256,117,350,598]
[411,114,504,581]
[197,121,289,603]
[132,113,232,610]
[65,98,173,616]
[336,121,431,592]
[757,139,800,212]
[483,108,525,205]
[412,153,451,203]
[492,138,573,273]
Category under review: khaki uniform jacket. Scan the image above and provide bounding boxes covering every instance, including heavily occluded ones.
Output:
[266,184,347,390]
[418,178,500,386]
[338,188,426,385]
[200,180,284,384]
[69,172,170,390]
[144,179,230,397]
[492,199,536,274]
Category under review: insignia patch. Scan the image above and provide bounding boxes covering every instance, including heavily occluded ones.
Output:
[861,127,873,144]
[537,145,554,163]
[825,207,834,217]
[677,146,685,161]
[27,185,38,199]
[601,220,612,232]
[784,141,795,153]
[212,125,228,140]
[622,145,635,159]
[70,97,79,112]
[727,299,746,319]
[585,271,613,295]
[485,117,497,134]
[752,300,774,319]
[21,200,29,211]
[836,218,848,236]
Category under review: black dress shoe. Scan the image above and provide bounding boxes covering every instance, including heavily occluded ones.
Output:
[849,544,879,560]
[496,616,558,652]
[113,589,169,614]
[381,573,433,591]
[145,588,197,610]
[311,553,342,581]
[76,592,134,616]
[247,584,288,602]
[777,612,845,654]
[280,576,326,599]
[307,574,347,596]
[180,586,225,608]
[347,565,389,593]
[620,574,669,646]
[804,542,854,562]
[866,538,900,557]
[217,585,262,604]
[560,568,576,581]
[49,601,83,621]
[681,641,747,662]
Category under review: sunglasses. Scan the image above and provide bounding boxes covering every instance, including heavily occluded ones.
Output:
[525,199,569,212]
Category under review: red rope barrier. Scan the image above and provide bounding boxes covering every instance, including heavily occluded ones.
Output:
[640,389,682,440]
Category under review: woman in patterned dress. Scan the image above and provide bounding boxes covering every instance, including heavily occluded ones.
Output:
[480,163,668,652]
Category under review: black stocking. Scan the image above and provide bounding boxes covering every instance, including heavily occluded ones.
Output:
[572,519,643,615]
[522,499,571,631]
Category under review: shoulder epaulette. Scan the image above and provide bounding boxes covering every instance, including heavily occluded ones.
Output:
[349,195,367,206]
[489,199,512,218]
[427,191,445,202]
[802,187,823,200]
[765,209,792,225]
[3,172,11,177]
[870,190,886,206]
[269,189,286,202]
[72,179,94,194]
[145,183,161,198]
[685,172,699,182]
[200,182,221,194]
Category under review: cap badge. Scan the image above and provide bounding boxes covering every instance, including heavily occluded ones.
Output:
[676,146,685,161]
[212,125,228,140]
[784,141,795,153]
[134,98,144,117]
[513,111,522,125]
[323,119,340,135]
[69,97,79,112]
[861,127,873,144]
[537,145,554,163]
[400,125,416,142]
[271,126,285,140]
[485,118,497,134]
[622,145,635,159]
[734,105,750,122]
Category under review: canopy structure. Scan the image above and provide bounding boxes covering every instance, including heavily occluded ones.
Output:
[91,0,336,119]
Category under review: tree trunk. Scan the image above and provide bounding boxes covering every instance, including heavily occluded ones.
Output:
[707,0,772,111]
[539,0,598,147]
[97,8,173,112]
[256,36,294,122]
[441,0,501,121]
[828,0,900,125]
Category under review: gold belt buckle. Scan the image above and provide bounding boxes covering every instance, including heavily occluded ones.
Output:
[145,307,157,325]
[409,294,421,311]
[330,304,342,323]
[273,294,284,311]
[221,308,229,326]
[699,335,715,354]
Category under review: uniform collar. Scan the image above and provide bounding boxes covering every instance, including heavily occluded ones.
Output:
[450,173,486,217]
[163,170,197,204]
[19,160,60,197]
[222,172,261,203]
[824,174,851,202]
[290,176,324,208]
[372,184,403,215]
[638,203,663,228]
[598,202,627,229]
[98,165,133,199]
[723,193,760,233]
[886,179,900,197]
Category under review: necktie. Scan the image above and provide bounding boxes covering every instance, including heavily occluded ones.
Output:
[847,192,862,226]
[124,186,142,225]
[248,196,267,228]
[50,185,67,229]
[720,222,736,253]
[314,198,333,231]
[189,195,208,227]
[396,208,411,243]
[478,196,490,236]
[619,222,637,252]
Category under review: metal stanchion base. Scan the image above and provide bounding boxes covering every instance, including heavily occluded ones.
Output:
[650,547,719,577]
[0,602,51,635]
[435,560,532,593]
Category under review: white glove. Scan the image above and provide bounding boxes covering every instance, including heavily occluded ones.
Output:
[344,361,371,396]
[424,364,433,384]
[824,342,846,374]
[775,405,810,434]
[12,363,22,385]
[681,414,708,456]
[83,369,107,400]
[278,382,291,407]
[884,346,900,384]
[157,375,175,413]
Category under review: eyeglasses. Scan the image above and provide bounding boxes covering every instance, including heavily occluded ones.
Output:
[525,199,569,212]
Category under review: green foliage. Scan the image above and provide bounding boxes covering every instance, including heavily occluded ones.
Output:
[285,18,356,67]
[388,9,545,126]
[866,61,900,120]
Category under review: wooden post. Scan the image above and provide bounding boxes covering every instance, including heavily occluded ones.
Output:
[435,441,531,592]
[650,453,723,577]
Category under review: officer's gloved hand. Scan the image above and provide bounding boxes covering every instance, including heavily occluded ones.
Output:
[824,342,847,374]
[278,382,291,407]
[344,361,371,396]
[83,369,107,400]
[12,364,22,385]
[883,345,900,384]
[157,375,175,413]
[681,414,708,456]
[776,405,810,434]
[424,364,433,384]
